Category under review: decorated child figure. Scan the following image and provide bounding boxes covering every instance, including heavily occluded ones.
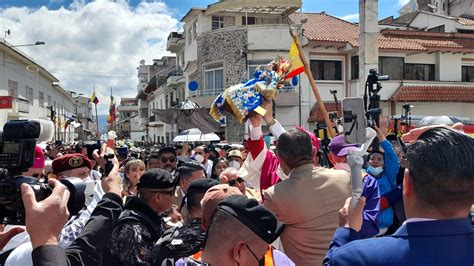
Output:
[210,57,291,124]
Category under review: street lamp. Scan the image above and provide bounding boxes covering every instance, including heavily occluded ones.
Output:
[10,41,46,48]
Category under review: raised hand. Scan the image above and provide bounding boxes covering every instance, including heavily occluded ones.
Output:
[22,179,70,249]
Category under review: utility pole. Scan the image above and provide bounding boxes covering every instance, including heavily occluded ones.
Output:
[358,0,379,97]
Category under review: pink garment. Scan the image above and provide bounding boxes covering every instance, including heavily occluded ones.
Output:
[33,145,45,169]
[247,137,281,200]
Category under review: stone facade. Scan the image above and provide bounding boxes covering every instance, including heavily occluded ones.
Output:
[197,28,248,143]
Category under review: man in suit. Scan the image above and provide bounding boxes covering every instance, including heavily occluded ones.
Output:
[263,129,351,265]
[324,127,474,265]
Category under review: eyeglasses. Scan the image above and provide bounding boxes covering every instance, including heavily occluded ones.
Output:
[160,156,176,163]
[245,243,265,266]
[227,177,244,187]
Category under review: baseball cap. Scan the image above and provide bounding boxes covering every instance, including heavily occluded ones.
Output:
[216,195,285,244]
[137,168,177,190]
[328,135,360,157]
[52,153,92,174]
[180,178,220,210]
[201,184,242,230]
[227,149,242,160]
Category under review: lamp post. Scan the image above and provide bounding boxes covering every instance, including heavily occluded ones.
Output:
[10,41,46,48]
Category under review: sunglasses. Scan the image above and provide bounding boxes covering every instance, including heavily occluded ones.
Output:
[160,156,176,163]
[227,177,244,187]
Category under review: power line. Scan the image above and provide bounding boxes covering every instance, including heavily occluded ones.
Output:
[49,68,136,79]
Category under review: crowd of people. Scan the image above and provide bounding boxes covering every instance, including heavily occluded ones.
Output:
[0,102,472,266]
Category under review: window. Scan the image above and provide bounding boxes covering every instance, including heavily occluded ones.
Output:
[193,21,197,39]
[212,16,235,30]
[26,86,33,102]
[462,66,474,81]
[165,95,169,109]
[47,95,52,107]
[242,16,279,25]
[379,57,404,80]
[428,25,445,32]
[310,60,342,80]
[8,80,18,97]
[404,64,435,80]
[39,91,44,107]
[204,64,224,95]
[170,91,174,106]
[351,56,359,79]
[187,28,192,45]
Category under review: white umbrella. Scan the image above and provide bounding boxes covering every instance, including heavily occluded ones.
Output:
[419,116,461,126]
[173,128,220,142]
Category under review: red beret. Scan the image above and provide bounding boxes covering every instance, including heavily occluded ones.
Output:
[52,153,92,174]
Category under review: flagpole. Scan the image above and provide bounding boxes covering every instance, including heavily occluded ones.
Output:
[95,103,99,137]
[288,25,336,138]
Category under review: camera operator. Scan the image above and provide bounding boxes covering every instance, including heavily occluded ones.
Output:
[24,156,124,266]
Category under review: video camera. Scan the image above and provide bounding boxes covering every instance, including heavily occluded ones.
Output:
[364,69,389,128]
[0,120,85,225]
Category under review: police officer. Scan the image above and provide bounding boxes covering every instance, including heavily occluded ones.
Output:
[106,168,177,265]
[153,178,220,264]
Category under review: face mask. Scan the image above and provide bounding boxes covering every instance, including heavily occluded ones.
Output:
[276,165,289,181]
[229,160,240,170]
[367,166,383,176]
[193,154,204,164]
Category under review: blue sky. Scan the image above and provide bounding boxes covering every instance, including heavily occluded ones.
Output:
[0,0,409,21]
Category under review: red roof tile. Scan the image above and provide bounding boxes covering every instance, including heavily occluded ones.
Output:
[391,85,474,102]
[291,12,359,46]
[307,102,340,122]
[458,17,474,26]
[290,12,474,52]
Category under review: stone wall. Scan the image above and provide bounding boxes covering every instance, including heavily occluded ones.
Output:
[197,28,247,143]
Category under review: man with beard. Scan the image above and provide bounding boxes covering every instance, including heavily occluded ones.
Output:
[157,147,178,173]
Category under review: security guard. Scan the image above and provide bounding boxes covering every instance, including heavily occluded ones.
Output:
[153,178,220,265]
[105,168,177,265]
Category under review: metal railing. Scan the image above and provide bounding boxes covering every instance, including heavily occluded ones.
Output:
[190,87,225,97]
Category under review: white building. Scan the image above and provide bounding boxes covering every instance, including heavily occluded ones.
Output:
[177,0,302,142]
[136,57,180,144]
[117,98,143,141]
[74,95,95,141]
[0,40,77,142]
[293,12,474,132]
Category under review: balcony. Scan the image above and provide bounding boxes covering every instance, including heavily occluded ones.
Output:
[167,70,185,87]
[17,98,30,113]
[117,105,139,112]
[188,87,223,107]
[167,32,185,53]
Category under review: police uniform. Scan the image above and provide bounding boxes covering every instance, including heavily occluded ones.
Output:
[153,178,220,265]
[105,168,177,266]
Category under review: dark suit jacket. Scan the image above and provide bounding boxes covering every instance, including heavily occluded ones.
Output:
[324,218,474,266]
[32,192,124,266]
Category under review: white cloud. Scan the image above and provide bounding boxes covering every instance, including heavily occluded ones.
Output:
[0,0,179,114]
[340,13,359,23]
[398,0,411,7]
